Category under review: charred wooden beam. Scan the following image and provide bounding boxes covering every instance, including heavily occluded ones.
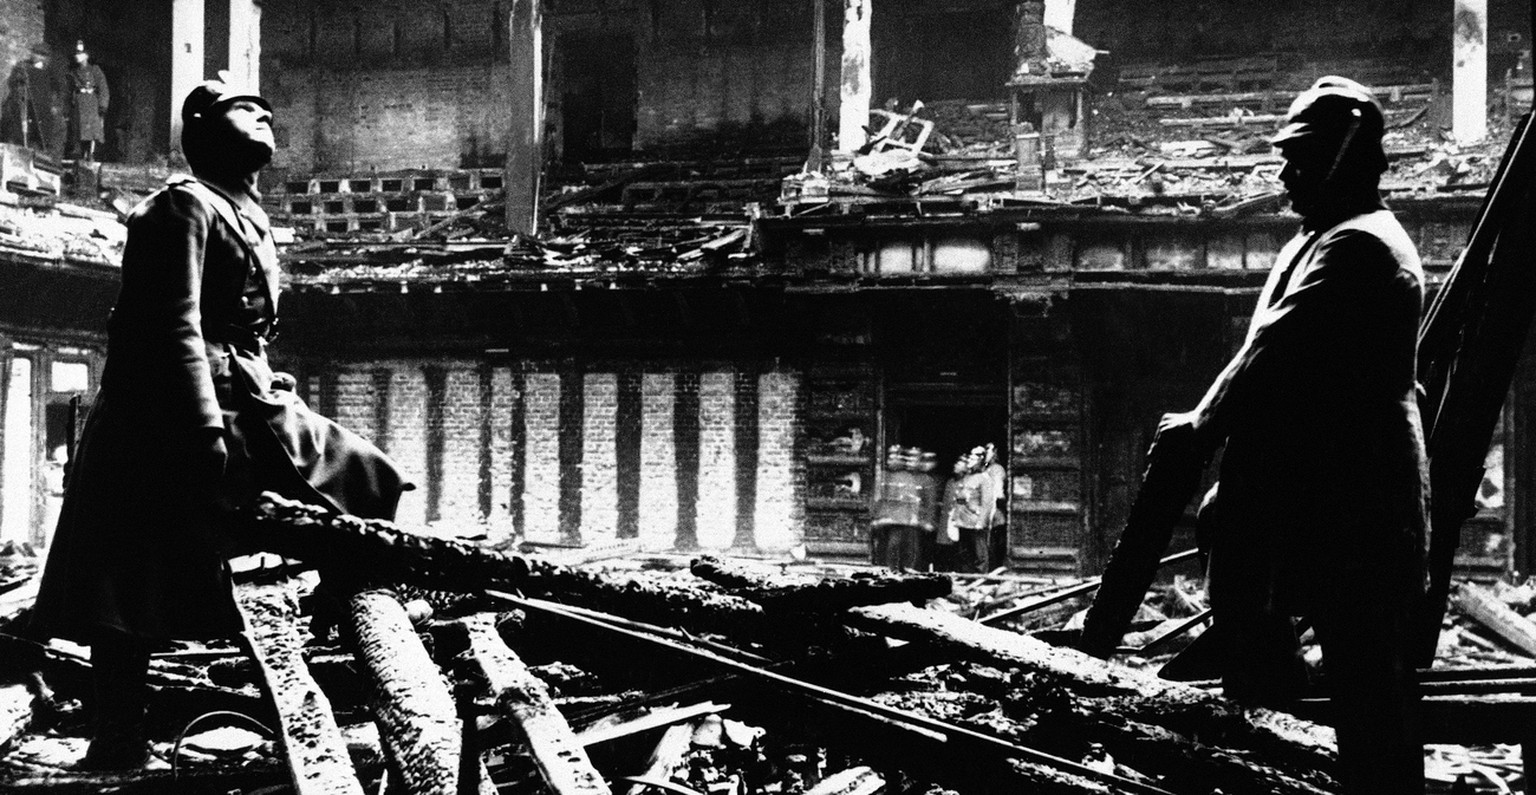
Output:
[234,581,366,795]
[344,588,463,795]
[846,604,1336,786]
[689,555,951,611]
[437,614,609,795]
[246,495,817,644]
[246,495,556,591]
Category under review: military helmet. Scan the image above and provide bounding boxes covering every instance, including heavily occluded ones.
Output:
[1271,76,1384,146]
[1270,75,1388,173]
[181,74,271,125]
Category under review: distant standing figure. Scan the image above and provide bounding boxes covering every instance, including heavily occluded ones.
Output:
[950,447,994,572]
[871,447,939,570]
[983,442,1008,569]
[66,40,108,162]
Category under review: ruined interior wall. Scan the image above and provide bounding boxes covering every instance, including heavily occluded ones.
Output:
[287,355,805,552]
[262,0,514,172]
[1077,0,1530,76]
[0,1,47,125]
[1,0,169,162]
[625,0,819,153]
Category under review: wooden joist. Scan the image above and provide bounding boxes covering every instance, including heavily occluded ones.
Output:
[345,588,464,795]
[234,580,365,795]
[689,554,951,611]
[247,495,815,645]
[439,614,610,795]
[846,603,1338,792]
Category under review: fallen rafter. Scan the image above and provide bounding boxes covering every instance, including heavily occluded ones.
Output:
[345,588,464,795]
[438,614,610,795]
[234,580,365,795]
[689,554,951,611]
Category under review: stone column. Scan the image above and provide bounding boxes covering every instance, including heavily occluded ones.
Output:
[836,0,871,155]
[1453,0,1487,145]
[506,0,543,236]
[170,0,206,154]
[229,0,262,92]
[1044,0,1075,35]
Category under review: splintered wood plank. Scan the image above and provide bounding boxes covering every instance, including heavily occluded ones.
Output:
[1451,582,1536,658]
[235,581,365,795]
[346,588,462,795]
[443,614,609,795]
[805,766,885,795]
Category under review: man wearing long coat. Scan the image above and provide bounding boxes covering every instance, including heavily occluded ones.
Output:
[65,42,108,160]
[1160,77,1430,793]
[31,79,407,767]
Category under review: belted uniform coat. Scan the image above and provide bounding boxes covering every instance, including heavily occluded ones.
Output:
[1198,204,1431,610]
[33,175,407,642]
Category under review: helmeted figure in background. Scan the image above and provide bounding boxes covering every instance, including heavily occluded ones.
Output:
[1159,76,1429,794]
[871,447,940,570]
[65,40,108,161]
[30,77,408,768]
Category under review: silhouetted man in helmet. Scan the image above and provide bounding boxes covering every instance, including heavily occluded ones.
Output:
[1158,76,1430,793]
[30,78,408,768]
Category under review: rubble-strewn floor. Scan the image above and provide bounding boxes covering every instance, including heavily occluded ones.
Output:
[3,539,1534,793]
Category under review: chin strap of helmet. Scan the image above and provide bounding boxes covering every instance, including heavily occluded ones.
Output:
[1322,107,1364,186]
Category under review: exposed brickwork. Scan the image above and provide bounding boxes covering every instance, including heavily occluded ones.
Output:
[330,371,378,442]
[732,365,760,549]
[385,366,430,527]
[557,365,584,543]
[486,366,516,541]
[753,370,802,552]
[438,366,486,527]
[268,357,805,553]
[615,370,643,539]
[695,370,737,549]
[672,368,701,549]
[581,371,619,542]
[263,0,513,172]
[639,372,679,549]
[522,371,562,543]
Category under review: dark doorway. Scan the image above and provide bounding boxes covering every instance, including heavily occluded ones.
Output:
[559,33,637,161]
[885,393,1007,475]
[873,7,1013,104]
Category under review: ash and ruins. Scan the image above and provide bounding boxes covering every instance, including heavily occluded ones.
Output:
[2,0,1536,792]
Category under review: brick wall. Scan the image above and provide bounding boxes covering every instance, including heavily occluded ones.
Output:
[263,0,513,172]
[260,0,826,169]
[634,38,815,152]
[283,355,805,551]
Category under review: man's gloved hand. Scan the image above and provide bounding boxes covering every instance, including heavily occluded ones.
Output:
[271,372,297,392]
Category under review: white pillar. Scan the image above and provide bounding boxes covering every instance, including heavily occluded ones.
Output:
[836,0,871,155]
[506,0,543,236]
[1453,0,1487,145]
[1044,0,1075,35]
[229,0,262,93]
[170,0,206,154]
